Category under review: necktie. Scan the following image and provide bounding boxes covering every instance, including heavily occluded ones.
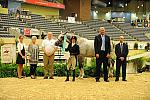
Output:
[101,35,105,51]
[121,43,123,53]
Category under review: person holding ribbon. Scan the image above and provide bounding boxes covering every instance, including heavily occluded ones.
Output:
[65,36,80,82]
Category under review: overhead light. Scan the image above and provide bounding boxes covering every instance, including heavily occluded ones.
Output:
[125,3,127,6]
[108,2,110,4]
[119,3,124,8]
[95,11,98,14]
[92,0,107,7]
[141,4,143,7]
[137,6,140,8]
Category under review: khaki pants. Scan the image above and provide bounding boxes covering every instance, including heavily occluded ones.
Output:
[67,55,76,70]
[43,53,54,77]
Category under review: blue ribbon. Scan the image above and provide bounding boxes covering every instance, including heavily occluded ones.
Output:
[61,34,67,54]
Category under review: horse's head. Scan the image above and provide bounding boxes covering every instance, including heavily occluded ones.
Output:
[55,32,72,47]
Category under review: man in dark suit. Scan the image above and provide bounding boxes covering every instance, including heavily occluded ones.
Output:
[115,36,129,81]
[94,27,111,82]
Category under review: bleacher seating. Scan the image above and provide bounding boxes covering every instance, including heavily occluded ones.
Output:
[0,13,67,38]
[0,13,150,42]
[0,13,31,28]
[26,14,67,37]
[113,22,150,41]
[1,13,150,64]
[58,22,97,39]
[0,25,15,38]
[83,20,135,41]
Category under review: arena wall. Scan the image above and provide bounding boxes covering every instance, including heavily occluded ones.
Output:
[0,6,8,14]
[21,3,59,17]
[93,0,150,20]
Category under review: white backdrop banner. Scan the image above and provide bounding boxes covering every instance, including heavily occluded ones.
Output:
[1,44,16,63]
[68,17,75,23]
[30,28,40,35]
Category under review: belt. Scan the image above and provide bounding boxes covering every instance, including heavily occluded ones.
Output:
[70,54,76,56]
[70,53,77,55]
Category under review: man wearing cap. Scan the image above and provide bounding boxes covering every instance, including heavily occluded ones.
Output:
[65,36,80,82]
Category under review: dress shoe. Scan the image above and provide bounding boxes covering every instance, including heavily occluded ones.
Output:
[49,77,54,79]
[21,76,24,78]
[31,75,35,79]
[115,79,119,82]
[96,79,100,82]
[104,80,109,82]
[18,76,24,79]
[122,79,127,81]
[18,77,22,79]
[65,78,69,82]
[72,78,75,82]
[44,76,48,79]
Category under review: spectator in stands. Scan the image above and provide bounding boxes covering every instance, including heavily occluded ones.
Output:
[16,6,21,21]
[41,32,45,39]
[16,35,26,79]
[115,36,129,82]
[131,21,135,26]
[28,36,39,79]
[65,36,80,82]
[42,32,57,79]
[94,27,111,82]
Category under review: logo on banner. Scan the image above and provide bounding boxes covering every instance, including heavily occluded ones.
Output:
[1,46,11,63]
[68,17,75,23]
[24,28,30,36]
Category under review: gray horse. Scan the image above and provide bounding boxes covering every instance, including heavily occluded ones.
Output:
[56,33,114,78]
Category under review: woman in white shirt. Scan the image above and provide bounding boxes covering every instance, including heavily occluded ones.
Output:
[16,35,26,79]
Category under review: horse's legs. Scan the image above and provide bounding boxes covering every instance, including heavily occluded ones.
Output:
[78,55,85,78]
[108,58,115,78]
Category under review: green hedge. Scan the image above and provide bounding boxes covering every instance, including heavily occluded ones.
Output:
[3,57,150,78]
[84,58,96,77]
[0,63,96,78]
[0,64,18,78]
